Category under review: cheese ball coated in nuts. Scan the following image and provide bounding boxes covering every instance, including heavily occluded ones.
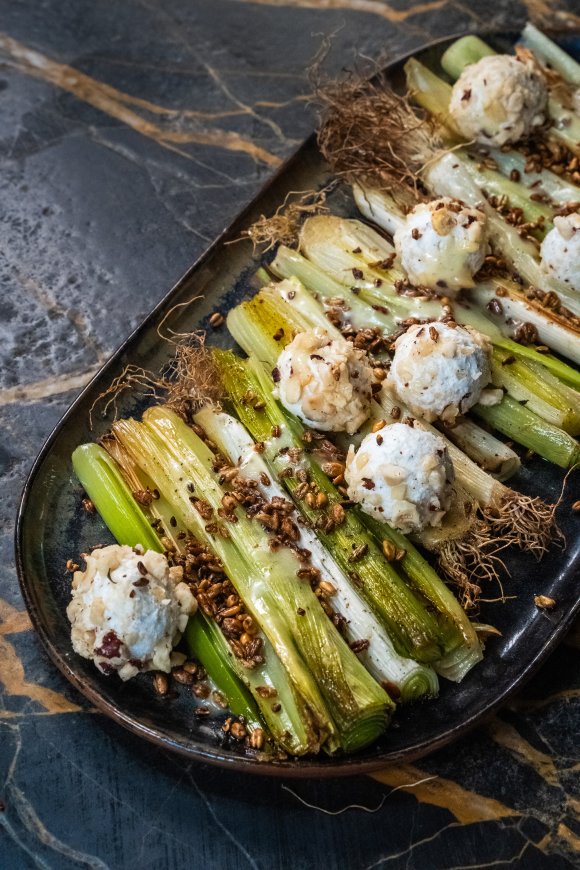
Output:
[275,328,374,434]
[393,198,488,292]
[540,213,580,292]
[389,322,492,424]
[449,54,547,147]
[345,423,454,534]
[67,544,196,681]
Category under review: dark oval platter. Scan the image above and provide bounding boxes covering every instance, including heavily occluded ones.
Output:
[16,32,580,777]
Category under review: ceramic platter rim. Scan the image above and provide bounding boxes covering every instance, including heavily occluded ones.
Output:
[15,31,580,777]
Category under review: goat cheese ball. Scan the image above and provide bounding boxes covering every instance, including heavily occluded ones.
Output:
[345,423,454,534]
[389,322,492,424]
[540,213,580,291]
[275,328,374,434]
[67,544,196,681]
[449,54,547,147]
[393,198,488,292]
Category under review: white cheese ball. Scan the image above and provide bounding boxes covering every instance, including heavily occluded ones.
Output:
[389,322,492,424]
[345,423,454,534]
[393,198,488,292]
[449,55,547,147]
[540,213,580,291]
[67,544,196,680]
[275,328,374,434]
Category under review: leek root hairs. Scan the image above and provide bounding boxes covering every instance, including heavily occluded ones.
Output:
[315,72,437,194]
[242,187,334,253]
[89,365,166,428]
[484,491,565,559]
[164,341,223,419]
[434,520,508,611]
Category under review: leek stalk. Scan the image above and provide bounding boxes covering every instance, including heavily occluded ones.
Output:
[443,420,521,480]
[490,347,580,435]
[72,443,162,551]
[521,23,580,87]
[473,395,580,469]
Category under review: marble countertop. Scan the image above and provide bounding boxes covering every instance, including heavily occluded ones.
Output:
[1,1,580,867]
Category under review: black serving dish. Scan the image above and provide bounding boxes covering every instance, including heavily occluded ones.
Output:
[16,32,580,776]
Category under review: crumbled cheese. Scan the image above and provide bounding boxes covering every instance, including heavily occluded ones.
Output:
[67,544,196,680]
[393,197,488,292]
[389,322,492,423]
[276,328,374,434]
[449,54,547,147]
[540,213,580,291]
[345,423,454,534]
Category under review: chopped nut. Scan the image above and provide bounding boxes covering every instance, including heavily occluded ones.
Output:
[194,706,210,717]
[256,685,278,698]
[153,673,169,696]
[331,503,346,525]
[349,638,370,654]
[382,540,396,562]
[192,682,211,699]
[212,691,228,708]
[172,668,194,686]
[132,488,154,506]
[348,543,368,563]
[321,461,345,479]
[534,595,556,610]
[230,721,247,740]
[248,728,265,750]
[487,298,503,316]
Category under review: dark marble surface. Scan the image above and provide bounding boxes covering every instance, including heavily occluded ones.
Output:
[2,1,580,867]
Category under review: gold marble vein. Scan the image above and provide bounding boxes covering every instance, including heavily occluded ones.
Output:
[230,0,447,22]
[0,365,101,407]
[0,598,81,715]
[0,34,282,168]
[558,823,580,852]
[372,764,519,824]
[509,687,580,713]
[522,0,580,28]
[486,718,559,787]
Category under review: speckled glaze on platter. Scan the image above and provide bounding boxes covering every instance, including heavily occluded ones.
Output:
[15,32,580,777]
